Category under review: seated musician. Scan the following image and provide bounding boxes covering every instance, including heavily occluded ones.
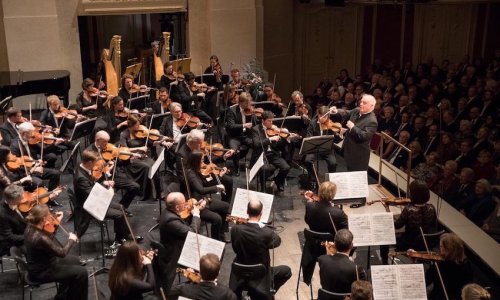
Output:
[251,111,290,192]
[348,280,373,300]
[260,83,284,117]
[0,107,25,146]
[425,233,473,300]
[159,61,177,88]
[185,151,230,241]
[108,241,156,300]
[169,253,237,300]
[287,90,312,122]
[152,86,172,115]
[380,180,437,265]
[301,181,348,284]
[158,192,201,293]
[10,122,62,205]
[229,199,292,297]
[118,74,137,102]
[73,149,141,245]
[225,92,254,176]
[176,129,234,203]
[228,68,246,91]
[204,54,223,90]
[303,106,342,187]
[318,229,366,294]
[24,204,87,300]
[119,116,156,202]
[0,145,32,192]
[40,95,82,138]
[104,96,130,143]
[86,130,140,212]
[75,78,105,119]
[0,185,29,255]
[170,72,212,125]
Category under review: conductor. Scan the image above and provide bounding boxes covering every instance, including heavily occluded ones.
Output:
[329,94,378,171]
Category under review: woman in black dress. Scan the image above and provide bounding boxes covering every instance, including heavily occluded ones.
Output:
[24,204,87,300]
[109,241,156,300]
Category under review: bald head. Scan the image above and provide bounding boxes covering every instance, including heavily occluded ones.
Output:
[165,192,186,212]
[247,199,263,219]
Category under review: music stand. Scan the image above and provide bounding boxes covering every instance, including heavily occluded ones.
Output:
[127,94,150,110]
[0,96,12,122]
[59,141,81,173]
[253,101,275,113]
[69,118,97,142]
[272,116,303,133]
[299,136,336,182]
[150,112,171,130]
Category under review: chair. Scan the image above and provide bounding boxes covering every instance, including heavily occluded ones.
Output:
[150,240,167,295]
[10,246,58,300]
[296,228,334,300]
[317,288,350,300]
[231,262,273,300]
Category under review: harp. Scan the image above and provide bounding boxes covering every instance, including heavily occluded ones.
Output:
[154,32,171,83]
[101,35,122,97]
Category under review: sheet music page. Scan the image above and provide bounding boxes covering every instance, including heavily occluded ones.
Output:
[371,265,400,300]
[328,171,368,199]
[372,265,426,300]
[178,232,225,271]
[83,183,115,221]
[231,188,273,223]
[149,148,164,179]
[370,212,397,245]
[348,213,396,246]
[249,153,264,182]
[178,297,194,300]
[347,214,373,246]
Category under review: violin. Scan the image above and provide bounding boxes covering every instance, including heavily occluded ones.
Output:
[225,215,248,224]
[389,250,444,262]
[191,82,216,93]
[321,241,337,256]
[243,106,264,117]
[297,104,309,116]
[366,198,411,206]
[266,127,291,138]
[130,84,153,94]
[30,120,56,133]
[18,186,66,213]
[176,113,210,129]
[88,87,109,99]
[200,162,228,177]
[92,159,111,181]
[134,127,173,142]
[28,131,66,145]
[201,142,236,157]
[179,197,208,220]
[116,108,146,119]
[319,119,342,133]
[43,213,61,234]
[176,267,201,283]
[6,153,35,171]
[304,190,320,202]
[131,125,149,139]
[270,93,285,108]
[100,143,145,161]
[54,106,81,120]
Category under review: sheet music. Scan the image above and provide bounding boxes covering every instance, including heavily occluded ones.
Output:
[231,188,273,223]
[328,171,368,199]
[248,153,264,182]
[178,297,193,300]
[347,213,396,246]
[178,232,225,271]
[372,264,426,300]
[83,183,115,221]
[149,148,164,179]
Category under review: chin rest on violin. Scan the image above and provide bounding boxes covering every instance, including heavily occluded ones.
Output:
[243,106,264,117]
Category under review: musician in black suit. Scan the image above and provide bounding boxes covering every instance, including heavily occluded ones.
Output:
[170,253,237,300]
[251,111,290,192]
[170,72,212,125]
[225,92,254,176]
[229,199,292,298]
[0,184,27,254]
[318,229,366,294]
[301,181,348,284]
[330,94,378,171]
[86,131,140,212]
[158,192,201,293]
[303,106,342,184]
[72,150,132,245]
[40,95,79,139]
[0,107,23,146]
[152,87,171,116]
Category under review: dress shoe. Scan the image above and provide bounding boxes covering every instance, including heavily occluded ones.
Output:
[109,241,121,250]
[277,185,285,192]
[125,210,133,217]
[48,200,63,207]
[128,234,144,243]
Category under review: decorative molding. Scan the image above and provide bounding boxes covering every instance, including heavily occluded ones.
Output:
[80,0,187,15]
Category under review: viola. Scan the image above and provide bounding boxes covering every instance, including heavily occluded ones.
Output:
[92,159,111,181]
[130,84,152,94]
[43,213,61,234]
[191,82,216,93]
[200,162,228,177]
[304,190,320,202]
[389,250,444,262]
[176,267,201,283]
[321,241,337,256]
[100,143,145,161]
[18,185,66,213]
[28,131,65,145]
[266,127,291,138]
[225,215,248,224]
[176,113,210,129]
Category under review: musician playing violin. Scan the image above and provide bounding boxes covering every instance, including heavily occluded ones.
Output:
[261,83,284,117]
[283,90,312,164]
[159,192,201,292]
[170,253,237,300]
[0,146,33,192]
[41,95,84,139]
[160,61,176,88]
[171,72,213,126]
[104,96,132,143]
[204,54,223,90]
[0,107,25,146]
[226,92,254,176]
[118,74,137,101]
[301,181,348,285]
[24,204,87,300]
[76,78,105,118]
[379,180,437,265]
[0,185,30,255]
[10,122,61,204]
[176,129,234,203]
[86,131,139,211]
[152,86,172,115]
[185,151,230,241]
[250,110,290,192]
[303,106,343,186]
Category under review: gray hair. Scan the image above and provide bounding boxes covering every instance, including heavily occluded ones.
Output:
[291,90,303,99]
[187,129,205,144]
[334,229,353,252]
[17,122,35,134]
[4,184,24,205]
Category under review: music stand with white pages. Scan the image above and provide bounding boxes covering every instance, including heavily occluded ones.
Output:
[371,264,427,300]
[178,232,225,271]
[231,188,274,223]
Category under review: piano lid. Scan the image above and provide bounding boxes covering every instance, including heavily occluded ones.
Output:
[0,70,70,86]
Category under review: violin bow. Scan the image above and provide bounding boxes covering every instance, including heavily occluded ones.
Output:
[110,144,119,184]
[311,163,321,192]
[144,120,153,147]
[29,103,32,122]
[420,227,449,300]
[328,212,338,234]
[17,140,30,177]
[280,100,292,129]
[180,157,192,199]
[208,137,225,195]
[159,287,167,300]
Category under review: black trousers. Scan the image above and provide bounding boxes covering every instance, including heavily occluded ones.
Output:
[113,170,140,209]
[304,152,337,177]
[265,153,290,187]
[228,135,253,170]
[75,200,128,241]
[32,167,61,191]
[200,199,229,240]
[29,255,88,300]
[189,108,213,125]
[125,157,156,201]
